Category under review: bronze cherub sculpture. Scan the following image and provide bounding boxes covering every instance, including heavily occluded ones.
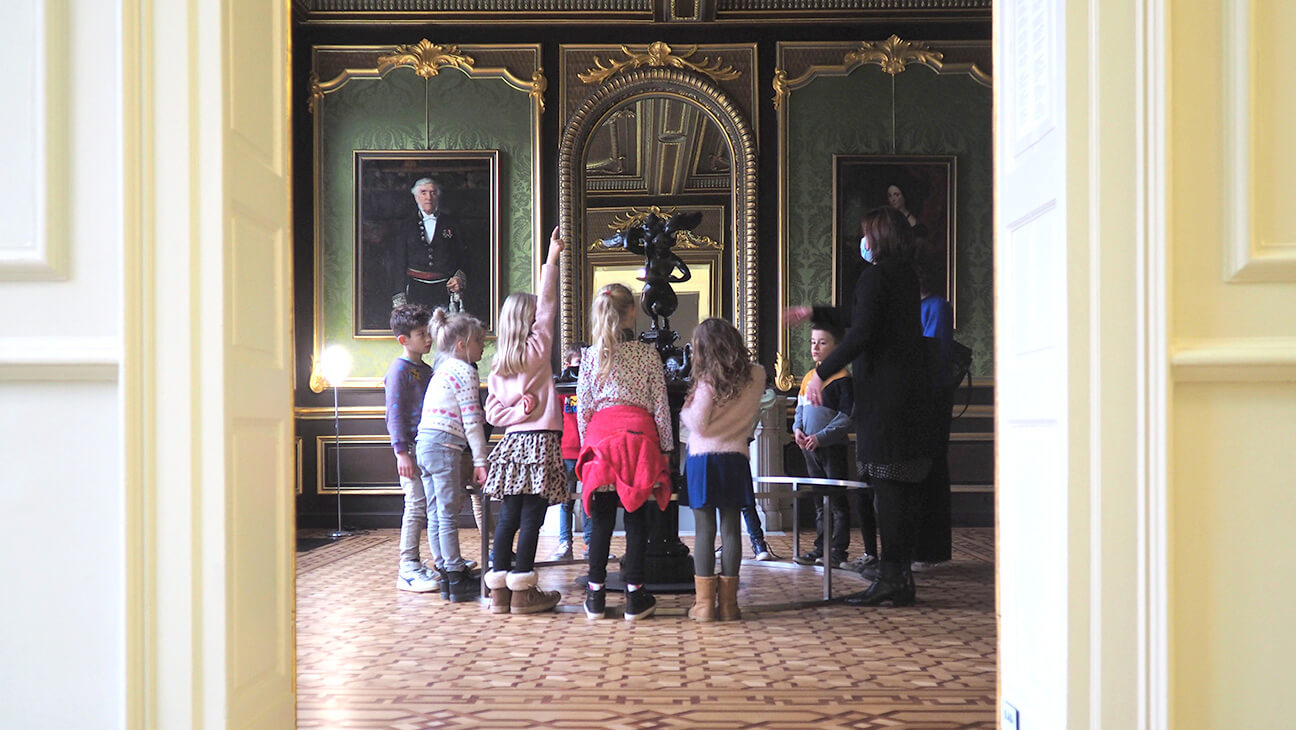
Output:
[596,209,702,380]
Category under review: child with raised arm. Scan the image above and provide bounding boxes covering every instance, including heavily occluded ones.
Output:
[575,283,673,621]
[417,308,489,602]
[384,304,440,593]
[481,228,567,615]
[680,318,768,622]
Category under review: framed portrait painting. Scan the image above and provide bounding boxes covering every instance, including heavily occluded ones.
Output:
[353,150,499,337]
[833,154,957,320]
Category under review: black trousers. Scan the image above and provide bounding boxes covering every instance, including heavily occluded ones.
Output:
[913,390,954,562]
[804,445,851,558]
[872,477,920,565]
[492,494,548,573]
[586,491,647,585]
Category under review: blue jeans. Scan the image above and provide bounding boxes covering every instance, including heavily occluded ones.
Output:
[398,469,443,572]
[557,459,592,546]
[415,429,469,573]
[741,504,765,545]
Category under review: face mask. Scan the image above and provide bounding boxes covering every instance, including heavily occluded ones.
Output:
[860,236,874,263]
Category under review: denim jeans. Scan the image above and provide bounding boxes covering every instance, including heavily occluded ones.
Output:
[740,504,764,545]
[415,429,469,573]
[398,469,443,572]
[557,459,592,546]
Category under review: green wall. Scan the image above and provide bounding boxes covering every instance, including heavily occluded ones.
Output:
[318,67,535,379]
[785,64,993,377]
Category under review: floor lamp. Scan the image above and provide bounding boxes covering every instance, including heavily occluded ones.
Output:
[320,344,353,540]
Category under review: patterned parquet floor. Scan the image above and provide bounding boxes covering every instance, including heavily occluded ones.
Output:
[297,527,997,729]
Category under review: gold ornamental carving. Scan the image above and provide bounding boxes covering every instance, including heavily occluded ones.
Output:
[308,72,324,114]
[377,40,476,79]
[593,206,722,251]
[529,69,547,114]
[844,35,943,76]
[771,68,789,111]
[579,42,742,85]
[773,351,796,392]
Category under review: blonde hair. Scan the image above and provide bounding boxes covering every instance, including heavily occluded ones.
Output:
[429,307,484,357]
[588,283,636,382]
[490,291,538,377]
[689,318,754,412]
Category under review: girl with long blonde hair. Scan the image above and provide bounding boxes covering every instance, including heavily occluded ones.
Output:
[574,283,673,621]
[481,227,567,615]
[679,318,768,621]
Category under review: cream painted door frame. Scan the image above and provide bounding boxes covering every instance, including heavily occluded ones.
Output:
[125,0,296,727]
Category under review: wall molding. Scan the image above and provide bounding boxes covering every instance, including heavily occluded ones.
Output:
[0,0,69,281]
[0,336,120,381]
[1171,337,1296,382]
[1222,0,1296,283]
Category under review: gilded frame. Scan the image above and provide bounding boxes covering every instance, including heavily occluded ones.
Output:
[352,149,500,337]
[559,67,758,357]
[309,42,544,388]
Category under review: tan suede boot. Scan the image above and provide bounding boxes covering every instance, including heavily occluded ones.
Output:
[717,575,742,621]
[506,571,561,614]
[484,570,511,614]
[688,575,718,622]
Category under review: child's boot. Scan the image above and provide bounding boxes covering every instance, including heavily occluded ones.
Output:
[446,568,480,603]
[688,575,718,622]
[506,571,561,614]
[484,570,511,614]
[717,575,742,621]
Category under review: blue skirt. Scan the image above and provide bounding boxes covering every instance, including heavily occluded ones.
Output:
[683,452,754,509]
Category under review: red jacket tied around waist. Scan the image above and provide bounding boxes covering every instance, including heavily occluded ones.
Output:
[575,405,671,515]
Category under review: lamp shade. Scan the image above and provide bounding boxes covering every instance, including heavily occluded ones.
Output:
[319,345,352,387]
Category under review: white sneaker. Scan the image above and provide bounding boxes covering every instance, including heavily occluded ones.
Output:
[397,567,441,593]
[847,554,878,571]
[551,542,573,561]
[911,560,946,572]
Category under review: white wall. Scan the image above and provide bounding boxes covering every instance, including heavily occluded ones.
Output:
[0,1,125,728]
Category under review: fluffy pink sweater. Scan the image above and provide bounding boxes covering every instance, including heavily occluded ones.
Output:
[679,363,766,455]
[485,263,563,433]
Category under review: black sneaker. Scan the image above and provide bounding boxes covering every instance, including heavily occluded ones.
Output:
[624,588,657,621]
[584,586,606,619]
[752,539,778,561]
[793,551,822,566]
[446,569,480,603]
[438,568,450,600]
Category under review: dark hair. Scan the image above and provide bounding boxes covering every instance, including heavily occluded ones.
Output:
[390,303,431,338]
[859,206,915,265]
[562,341,585,363]
[810,320,845,343]
[914,237,945,298]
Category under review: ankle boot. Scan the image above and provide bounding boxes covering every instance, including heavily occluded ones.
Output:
[506,570,561,614]
[484,570,511,614]
[843,561,914,607]
[717,575,742,621]
[688,575,718,622]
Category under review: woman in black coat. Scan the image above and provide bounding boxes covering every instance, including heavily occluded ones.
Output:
[784,206,936,606]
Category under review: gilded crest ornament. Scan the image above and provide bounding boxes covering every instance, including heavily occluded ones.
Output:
[595,207,721,251]
[377,40,476,79]
[529,69,547,113]
[579,42,741,85]
[772,68,789,111]
[844,35,944,76]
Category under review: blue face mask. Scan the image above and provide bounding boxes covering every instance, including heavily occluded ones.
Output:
[860,236,874,263]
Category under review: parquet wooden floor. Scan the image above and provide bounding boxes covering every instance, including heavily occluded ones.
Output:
[297,528,996,729]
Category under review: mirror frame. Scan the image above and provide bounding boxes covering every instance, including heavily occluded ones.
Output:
[558,67,758,357]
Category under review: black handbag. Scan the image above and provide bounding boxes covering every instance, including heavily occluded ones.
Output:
[950,339,973,418]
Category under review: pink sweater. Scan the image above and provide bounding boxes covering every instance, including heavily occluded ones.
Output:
[485,263,563,433]
[679,363,766,455]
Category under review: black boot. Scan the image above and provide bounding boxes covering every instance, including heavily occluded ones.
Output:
[843,561,914,607]
[446,568,481,603]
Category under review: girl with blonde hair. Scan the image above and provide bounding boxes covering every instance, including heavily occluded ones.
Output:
[416,306,488,602]
[574,283,673,621]
[481,228,567,615]
[679,318,768,621]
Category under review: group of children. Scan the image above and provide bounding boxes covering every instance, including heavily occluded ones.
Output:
[383,227,774,622]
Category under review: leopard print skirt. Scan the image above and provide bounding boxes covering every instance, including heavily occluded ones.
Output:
[483,430,568,505]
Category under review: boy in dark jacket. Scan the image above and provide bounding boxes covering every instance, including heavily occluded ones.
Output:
[791,321,863,569]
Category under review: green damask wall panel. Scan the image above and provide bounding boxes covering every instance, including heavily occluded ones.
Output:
[786,65,993,377]
[318,66,535,380]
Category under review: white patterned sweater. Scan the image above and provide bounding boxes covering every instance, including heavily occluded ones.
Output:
[576,340,674,454]
[418,355,489,467]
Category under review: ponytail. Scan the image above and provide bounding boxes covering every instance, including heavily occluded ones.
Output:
[588,283,635,382]
[429,307,484,357]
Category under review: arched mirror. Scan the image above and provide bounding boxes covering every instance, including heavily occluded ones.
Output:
[559,67,758,355]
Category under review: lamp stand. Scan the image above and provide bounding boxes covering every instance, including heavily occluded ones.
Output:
[329,383,353,540]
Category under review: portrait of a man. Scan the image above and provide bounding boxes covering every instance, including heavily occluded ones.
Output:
[354,151,498,336]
